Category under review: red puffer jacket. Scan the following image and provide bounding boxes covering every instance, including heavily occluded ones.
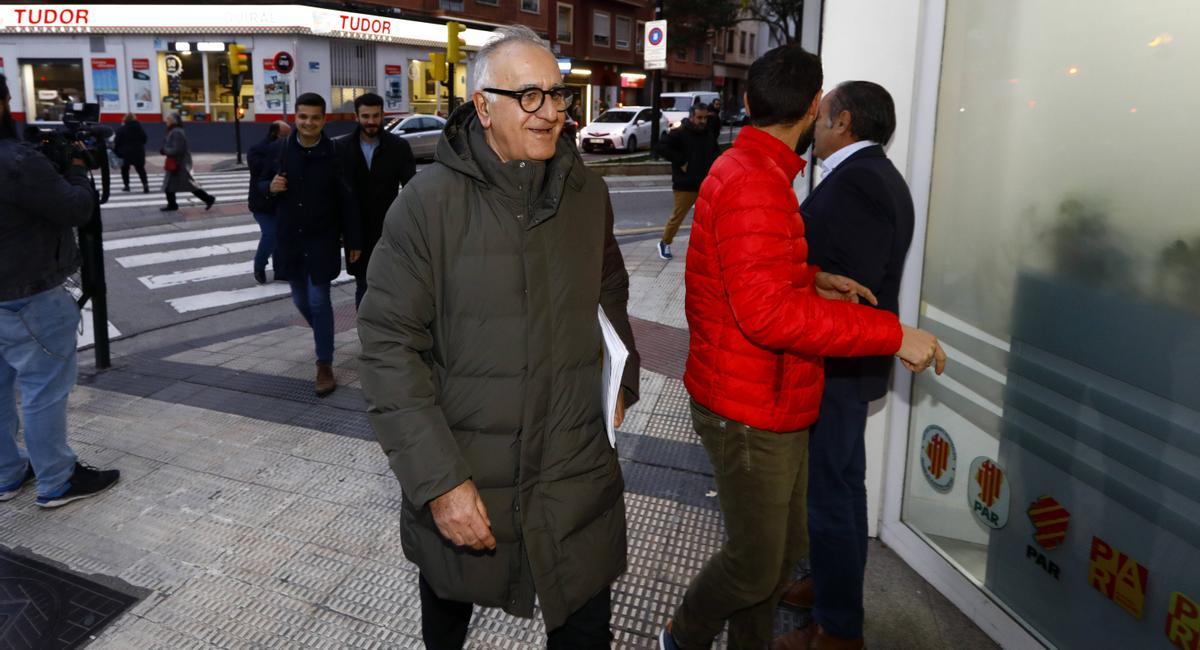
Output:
[683,127,903,433]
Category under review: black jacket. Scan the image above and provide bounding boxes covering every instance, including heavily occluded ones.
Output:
[0,139,95,301]
[246,135,281,214]
[801,144,915,401]
[656,120,721,192]
[260,132,362,284]
[333,127,416,276]
[113,120,147,165]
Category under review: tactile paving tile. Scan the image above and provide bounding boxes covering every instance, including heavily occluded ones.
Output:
[157,515,255,566]
[653,377,693,417]
[323,557,422,632]
[266,543,359,603]
[290,607,420,650]
[203,483,297,529]
[643,412,698,444]
[118,551,202,595]
[307,504,401,557]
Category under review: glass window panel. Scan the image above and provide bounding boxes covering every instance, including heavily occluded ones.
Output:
[593,11,610,47]
[616,16,632,50]
[557,4,573,43]
[902,2,1200,648]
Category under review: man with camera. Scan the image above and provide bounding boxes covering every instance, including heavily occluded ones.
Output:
[0,74,120,508]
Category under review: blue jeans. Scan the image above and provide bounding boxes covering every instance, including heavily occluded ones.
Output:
[288,276,334,364]
[0,286,80,498]
[252,212,278,274]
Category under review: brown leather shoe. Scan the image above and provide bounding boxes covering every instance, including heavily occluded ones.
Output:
[780,576,814,610]
[315,362,336,397]
[770,625,816,650]
[771,626,866,650]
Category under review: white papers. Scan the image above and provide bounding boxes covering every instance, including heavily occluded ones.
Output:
[598,305,630,449]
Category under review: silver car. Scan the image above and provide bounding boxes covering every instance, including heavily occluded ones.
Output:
[388,114,447,160]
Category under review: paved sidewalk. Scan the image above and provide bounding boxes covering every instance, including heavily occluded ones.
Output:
[1,236,997,649]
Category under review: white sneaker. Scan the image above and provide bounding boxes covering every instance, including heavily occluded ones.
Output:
[658,241,673,260]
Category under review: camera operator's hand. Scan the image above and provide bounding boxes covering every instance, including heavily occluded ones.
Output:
[269,172,288,194]
[70,142,88,167]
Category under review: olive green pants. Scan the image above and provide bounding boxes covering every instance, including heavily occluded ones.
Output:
[672,400,810,650]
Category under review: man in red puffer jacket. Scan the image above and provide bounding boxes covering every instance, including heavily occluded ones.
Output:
[657,45,946,650]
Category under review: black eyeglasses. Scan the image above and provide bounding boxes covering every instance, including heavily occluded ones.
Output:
[483,86,574,113]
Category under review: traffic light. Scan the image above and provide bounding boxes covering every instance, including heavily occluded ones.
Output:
[447,22,466,64]
[428,53,447,82]
[227,43,250,76]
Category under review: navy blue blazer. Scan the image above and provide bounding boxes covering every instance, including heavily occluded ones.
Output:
[801,144,915,402]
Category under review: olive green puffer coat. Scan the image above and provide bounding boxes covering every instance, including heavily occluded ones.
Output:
[358,103,640,630]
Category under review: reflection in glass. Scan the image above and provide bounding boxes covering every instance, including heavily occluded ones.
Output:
[901,2,1200,647]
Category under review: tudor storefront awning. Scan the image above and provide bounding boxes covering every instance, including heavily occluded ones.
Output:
[0,5,494,48]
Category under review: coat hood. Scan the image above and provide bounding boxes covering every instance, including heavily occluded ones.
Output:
[435,103,584,226]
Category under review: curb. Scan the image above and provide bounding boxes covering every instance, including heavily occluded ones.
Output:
[614,224,688,237]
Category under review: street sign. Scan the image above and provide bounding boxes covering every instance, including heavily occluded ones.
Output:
[272,51,294,74]
[645,20,667,70]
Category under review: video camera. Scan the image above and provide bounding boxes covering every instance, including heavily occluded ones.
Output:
[26,102,112,201]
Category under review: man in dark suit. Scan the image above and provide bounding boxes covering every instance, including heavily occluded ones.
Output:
[774,81,915,650]
[334,93,417,309]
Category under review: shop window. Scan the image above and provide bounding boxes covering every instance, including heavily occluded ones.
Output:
[331,42,376,114]
[158,51,205,121]
[20,59,84,122]
[593,11,610,47]
[522,0,540,13]
[408,58,466,117]
[207,51,253,123]
[636,21,645,53]
[902,1,1200,647]
[557,4,574,44]
[615,16,632,50]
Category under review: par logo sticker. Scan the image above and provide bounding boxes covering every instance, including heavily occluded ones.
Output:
[920,425,956,492]
[1166,591,1199,650]
[1028,495,1070,550]
[1088,536,1148,619]
[968,456,1009,529]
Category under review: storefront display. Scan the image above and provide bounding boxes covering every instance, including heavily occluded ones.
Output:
[900,1,1200,647]
[20,59,84,122]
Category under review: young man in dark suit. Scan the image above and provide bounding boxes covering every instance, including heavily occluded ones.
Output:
[333,93,416,309]
[775,81,915,650]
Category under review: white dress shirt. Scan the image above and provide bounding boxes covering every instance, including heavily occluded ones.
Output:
[818,140,879,176]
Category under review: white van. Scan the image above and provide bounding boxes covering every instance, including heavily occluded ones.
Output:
[658,91,720,136]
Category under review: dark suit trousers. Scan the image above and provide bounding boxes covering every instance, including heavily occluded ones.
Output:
[419,574,613,650]
[807,374,870,638]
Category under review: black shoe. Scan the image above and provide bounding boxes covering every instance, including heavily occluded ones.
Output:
[161,205,178,212]
[121,186,131,192]
[36,463,119,509]
[143,187,150,194]
[0,464,35,502]
[253,268,267,284]
[273,272,289,283]
[204,196,216,210]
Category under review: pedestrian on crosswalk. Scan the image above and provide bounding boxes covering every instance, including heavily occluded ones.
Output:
[263,93,361,396]
[333,93,416,308]
[114,112,149,194]
[247,120,291,284]
[160,113,216,212]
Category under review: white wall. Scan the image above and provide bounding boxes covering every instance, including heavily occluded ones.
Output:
[818,0,924,537]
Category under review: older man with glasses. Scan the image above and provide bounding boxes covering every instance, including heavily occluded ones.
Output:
[358,25,640,650]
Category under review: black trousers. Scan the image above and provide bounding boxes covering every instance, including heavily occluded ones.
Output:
[419,574,613,650]
[807,375,871,638]
[121,162,148,191]
[164,189,214,209]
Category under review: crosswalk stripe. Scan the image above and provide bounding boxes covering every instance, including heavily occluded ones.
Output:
[103,191,250,210]
[167,272,353,313]
[116,239,259,268]
[107,224,261,251]
[138,260,255,289]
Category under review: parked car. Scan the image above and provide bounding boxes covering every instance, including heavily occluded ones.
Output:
[658,91,720,137]
[578,106,654,153]
[563,113,578,143]
[387,114,447,160]
[724,107,750,126]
